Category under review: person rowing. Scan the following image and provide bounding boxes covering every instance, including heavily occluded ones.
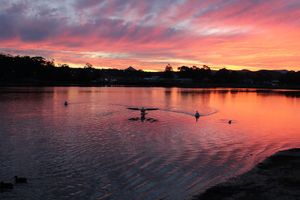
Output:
[141,107,147,119]
[127,106,158,121]
[195,110,200,121]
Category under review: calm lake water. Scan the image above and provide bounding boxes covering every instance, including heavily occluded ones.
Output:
[0,87,300,200]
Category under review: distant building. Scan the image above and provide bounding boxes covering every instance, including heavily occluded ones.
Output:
[175,78,193,84]
[143,76,160,81]
[271,80,280,86]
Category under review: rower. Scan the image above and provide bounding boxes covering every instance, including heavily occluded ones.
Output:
[141,107,146,117]
[139,107,147,122]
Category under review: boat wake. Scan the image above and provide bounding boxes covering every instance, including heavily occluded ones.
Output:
[160,108,218,117]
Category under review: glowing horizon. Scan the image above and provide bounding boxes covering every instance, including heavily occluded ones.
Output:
[1,0,300,71]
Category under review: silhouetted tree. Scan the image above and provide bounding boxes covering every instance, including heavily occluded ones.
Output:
[59,64,70,68]
[164,63,173,72]
[202,65,210,70]
[192,66,199,71]
[164,63,174,78]
[84,63,93,69]
[178,66,190,72]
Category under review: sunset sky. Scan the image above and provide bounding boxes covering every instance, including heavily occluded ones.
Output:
[1,0,300,71]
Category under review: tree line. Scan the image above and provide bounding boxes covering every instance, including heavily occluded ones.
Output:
[0,53,299,88]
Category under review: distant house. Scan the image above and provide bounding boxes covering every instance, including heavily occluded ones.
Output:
[125,66,137,71]
[243,79,254,84]
[143,76,160,81]
[175,78,193,84]
[271,80,280,86]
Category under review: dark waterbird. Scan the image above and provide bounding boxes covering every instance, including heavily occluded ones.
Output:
[218,119,236,124]
[0,181,14,190]
[195,110,200,122]
[14,176,27,184]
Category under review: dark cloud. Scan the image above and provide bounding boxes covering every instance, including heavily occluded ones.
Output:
[75,0,105,9]
[19,19,62,41]
[0,2,65,41]
[0,0,184,43]
[1,0,299,43]
[0,14,16,39]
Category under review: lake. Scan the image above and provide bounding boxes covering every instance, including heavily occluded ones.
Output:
[0,87,299,200]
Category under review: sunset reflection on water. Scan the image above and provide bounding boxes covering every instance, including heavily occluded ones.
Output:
[0,87,299,200]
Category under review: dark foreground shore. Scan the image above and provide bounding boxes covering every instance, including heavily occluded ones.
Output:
[193,148,300,200]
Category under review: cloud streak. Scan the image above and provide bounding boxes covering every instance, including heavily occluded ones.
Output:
[0,0,299,70]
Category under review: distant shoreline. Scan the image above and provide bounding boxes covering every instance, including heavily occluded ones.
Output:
[192,148,300,200]
[1,54,300,90]
[1,83,300,90]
